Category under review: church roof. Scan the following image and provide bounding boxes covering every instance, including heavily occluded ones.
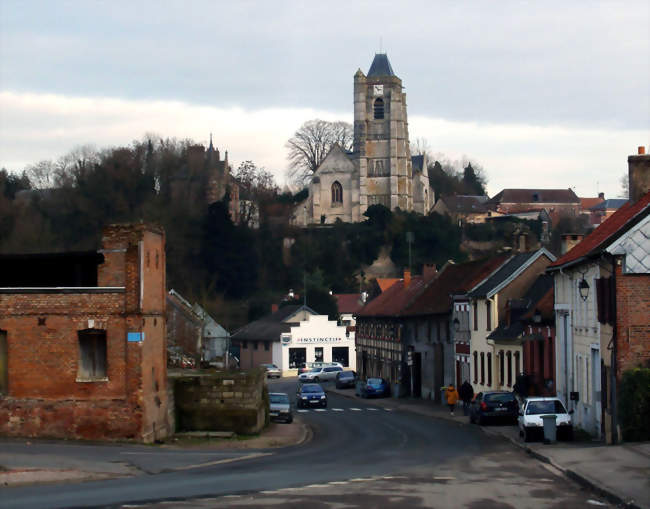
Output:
[367,53,396,77]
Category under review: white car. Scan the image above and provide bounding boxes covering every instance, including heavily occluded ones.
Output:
[261,363,281,378]
[298,365,343,383]
[518,397,573,442]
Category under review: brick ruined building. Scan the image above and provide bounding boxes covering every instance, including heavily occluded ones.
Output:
[0,223,171,443]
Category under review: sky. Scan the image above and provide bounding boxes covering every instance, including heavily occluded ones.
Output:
[1,1,648,198]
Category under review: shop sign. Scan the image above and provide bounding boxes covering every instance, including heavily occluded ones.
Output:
[295,337,342,344]
[281,334,291,346]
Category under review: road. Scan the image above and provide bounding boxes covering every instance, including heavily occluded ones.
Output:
[0,378,612,508]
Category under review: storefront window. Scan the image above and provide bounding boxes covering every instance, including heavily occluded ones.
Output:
[315,347,324,362]
[332,347,349,367]
[289,348,306,369]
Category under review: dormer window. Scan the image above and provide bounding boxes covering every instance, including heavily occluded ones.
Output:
[373,98,384,119]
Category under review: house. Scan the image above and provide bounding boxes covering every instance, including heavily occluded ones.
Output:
[230,305,356,373]
[334,293,366,331]
[167,289,203,368]
[467,248,556,394]
[431,195,497,225]
[487,274,556,397]
[486,188,581,227]
[0,224,170,443]
[547,146,649,443]
[192,303,230,363]
[588,198,628,226]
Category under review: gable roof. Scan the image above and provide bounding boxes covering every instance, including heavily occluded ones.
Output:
[468,248,555,299]
[313,143,354,175]
[231,304,317,342]
[367,53,396,77]
[589,198,628,211]
[549,192,650,271]
[403,256,509,316]
[335,293,365,314]
[488,188,580,205]
[357,274,431,318]
[440,195,489,214]
[376,278,400,292]
[606,214,650,274]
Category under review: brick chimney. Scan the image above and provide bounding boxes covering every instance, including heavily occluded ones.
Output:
[628,146,650,204]
[403,269,411,288]
[561,233,584,255]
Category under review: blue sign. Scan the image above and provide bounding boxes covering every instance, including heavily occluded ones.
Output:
[127,332,144,343]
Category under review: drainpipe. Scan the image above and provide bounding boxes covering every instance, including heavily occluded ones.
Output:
[610,257,618,444]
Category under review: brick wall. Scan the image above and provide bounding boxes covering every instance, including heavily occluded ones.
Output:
[0,223,169,443]
[615,265,650,376]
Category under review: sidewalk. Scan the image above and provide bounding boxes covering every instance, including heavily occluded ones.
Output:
[329,386,650,509]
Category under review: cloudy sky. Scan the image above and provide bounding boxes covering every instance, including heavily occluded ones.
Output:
[1,1,648,197]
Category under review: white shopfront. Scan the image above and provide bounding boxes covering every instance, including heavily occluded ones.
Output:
[273,315,356,373]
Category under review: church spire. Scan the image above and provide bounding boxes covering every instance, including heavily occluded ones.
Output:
[208,132,214,152]
[367,53,396,77]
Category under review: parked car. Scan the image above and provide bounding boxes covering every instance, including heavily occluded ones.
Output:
[469,391,519,425]
[297,362,343,376]
[269,392,293,423]
[518,397,573,442]
[299,365,343,383]
[296,383,327,408]
[356,377,389,398]
[261,363,281,379]
[335,370,356,389]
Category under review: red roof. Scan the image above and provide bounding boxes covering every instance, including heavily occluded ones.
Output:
[403,256,508,316]
[334,294,364,314]
[357,275,429,317]
[376,278,400,292]
[550,191,650,269]
[580,197,604,210]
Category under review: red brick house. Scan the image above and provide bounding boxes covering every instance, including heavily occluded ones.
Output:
[0,223,170,443]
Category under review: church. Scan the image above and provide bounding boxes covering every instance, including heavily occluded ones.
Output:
[296,54,434,225]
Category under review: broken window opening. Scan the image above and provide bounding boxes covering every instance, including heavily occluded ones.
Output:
[77,329,107,381]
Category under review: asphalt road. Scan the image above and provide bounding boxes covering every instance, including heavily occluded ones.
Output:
[0,378,612,509]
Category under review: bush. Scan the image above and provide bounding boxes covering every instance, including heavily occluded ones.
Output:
[618,367,650,441]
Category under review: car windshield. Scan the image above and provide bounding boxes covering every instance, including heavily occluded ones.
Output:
[270,394,289,404]
[526,400,567,415]
[367,378,383,385]
[301,385,322,393]
[484,393,515,403]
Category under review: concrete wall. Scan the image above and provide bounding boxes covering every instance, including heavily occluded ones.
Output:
[173,370,267,434]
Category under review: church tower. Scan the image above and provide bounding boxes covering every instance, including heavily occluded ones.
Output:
[354,53,413,216]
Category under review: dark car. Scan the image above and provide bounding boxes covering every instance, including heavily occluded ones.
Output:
[335,370,356,389]
[356,377,389,398]
[469,391,519,425]
[296,383,327,408]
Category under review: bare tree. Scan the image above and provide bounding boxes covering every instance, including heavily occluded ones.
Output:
[285,119,353,187]
[411,137,432,157]
[619,173,629,199]
[234,161,278,227]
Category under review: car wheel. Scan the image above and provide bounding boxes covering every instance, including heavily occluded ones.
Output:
[322,401,327,408]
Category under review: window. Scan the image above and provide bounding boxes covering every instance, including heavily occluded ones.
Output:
[264,342,270,351]
[473,351,478,383]
[486,300,492,330]
[473,303,478,331]
[315,347,324,362]
[331,181,343,205]
[499,350,505,385]
[487,352,492,386]
[253,341,259,350]
[507,351,512,386]
[242,340,248,349]
[373,98,384,119]
[77,329,107,380]
[289,348,306,369]
[480,352,485,385]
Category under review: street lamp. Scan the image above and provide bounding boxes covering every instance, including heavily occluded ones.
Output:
[579,279,590,302]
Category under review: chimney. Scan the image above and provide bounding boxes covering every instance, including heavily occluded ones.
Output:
[628,146,650,204]
[518,233,528,253]
[561,233,584,255]
[422,264,437,280]
[271,303,279,313]
[403,269,411,288]
[598,192,605,200]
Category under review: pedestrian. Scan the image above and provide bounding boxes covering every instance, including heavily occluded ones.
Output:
[445,383,459,416]
[459,380,474,416]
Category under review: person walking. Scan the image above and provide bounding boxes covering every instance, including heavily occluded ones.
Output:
[459,380,474,416]
[445,383,459,416]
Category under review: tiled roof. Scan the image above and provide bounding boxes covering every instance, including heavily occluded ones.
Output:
[580,197,604,210]
[589,198,628,211]
[549,192,650,270]
[357,275,429,318]
[488,188,580,205]
[403,257,508,316]
[335,293,365,314]
[376,278,400,292]
[231,305,316,342]
[469,249,554,298]
[367,53,396,77]
[441,195,489,214]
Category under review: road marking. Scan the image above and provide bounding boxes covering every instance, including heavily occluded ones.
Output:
[587,500,608,506]
[332,408,344,411]
[384,408,393,411]
[314,409,327,412]
[260,490,278,494]
[297,409,309,413]
[305,484,330,488]
[349,477,374,482]
[382,476,407,480]
[329,481,349,485]
[433,476,456,480]
[367,408,379,411]
[350,408,362,411]
[173,452,272,471]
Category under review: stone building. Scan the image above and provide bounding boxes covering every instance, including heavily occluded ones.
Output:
[0,223,171,443]
[298,54,434,225]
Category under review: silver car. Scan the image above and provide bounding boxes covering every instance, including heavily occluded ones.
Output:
[269,392,293,423]
[261,363,281,379]
[298,365,343,383]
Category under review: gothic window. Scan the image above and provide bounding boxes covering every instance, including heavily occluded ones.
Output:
[331,181,343,205]
[374,98,384,119]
